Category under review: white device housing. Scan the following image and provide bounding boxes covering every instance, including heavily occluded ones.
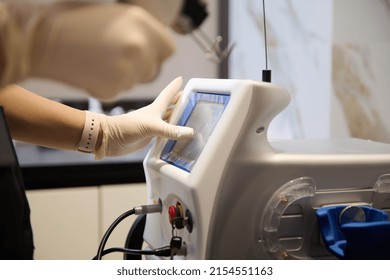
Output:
[143,78,390,259]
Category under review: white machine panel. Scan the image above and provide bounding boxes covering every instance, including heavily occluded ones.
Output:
[142,78,390,259]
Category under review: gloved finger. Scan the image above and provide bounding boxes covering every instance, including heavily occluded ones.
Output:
[170,90,182,105]
[152,77,183,113]
[162,90,182,121]
[149,119,194,140]
[162,106,174,122]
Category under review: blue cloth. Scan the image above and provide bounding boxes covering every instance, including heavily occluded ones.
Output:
[316,205,390,259]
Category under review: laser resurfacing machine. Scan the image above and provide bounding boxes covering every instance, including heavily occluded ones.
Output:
[140,78,390,260]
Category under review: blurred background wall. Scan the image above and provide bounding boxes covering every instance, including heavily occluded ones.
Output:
[228,0,390,143]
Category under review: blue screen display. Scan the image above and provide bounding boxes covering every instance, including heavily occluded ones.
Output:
[160,91,230,172]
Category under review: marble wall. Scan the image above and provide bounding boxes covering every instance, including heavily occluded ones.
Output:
[332,0,390,143]
[228,0,390,143]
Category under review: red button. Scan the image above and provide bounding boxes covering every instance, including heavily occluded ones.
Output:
[168,205,176,223]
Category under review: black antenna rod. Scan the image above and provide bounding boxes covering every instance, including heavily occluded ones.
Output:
[263,0,268,70]
[262,0,271,82]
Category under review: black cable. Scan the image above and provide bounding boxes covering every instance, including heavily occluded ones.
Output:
[124,213,147,260]
[95,208,136,260]
[95,202,163,260]
[92,246,172,260]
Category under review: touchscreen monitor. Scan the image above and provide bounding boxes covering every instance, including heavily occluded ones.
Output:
[160,91,230,172]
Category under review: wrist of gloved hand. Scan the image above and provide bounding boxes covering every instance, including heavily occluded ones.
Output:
[91,77,194,160]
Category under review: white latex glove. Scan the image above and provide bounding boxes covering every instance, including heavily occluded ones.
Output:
[0,1,175,100]
[95,77,194,159]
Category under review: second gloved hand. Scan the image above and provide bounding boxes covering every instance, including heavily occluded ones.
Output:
[95,77,194,159]
[0,2,175,100]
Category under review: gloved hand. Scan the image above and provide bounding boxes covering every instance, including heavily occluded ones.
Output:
[0,1,175,100]
[95,77,194,159]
